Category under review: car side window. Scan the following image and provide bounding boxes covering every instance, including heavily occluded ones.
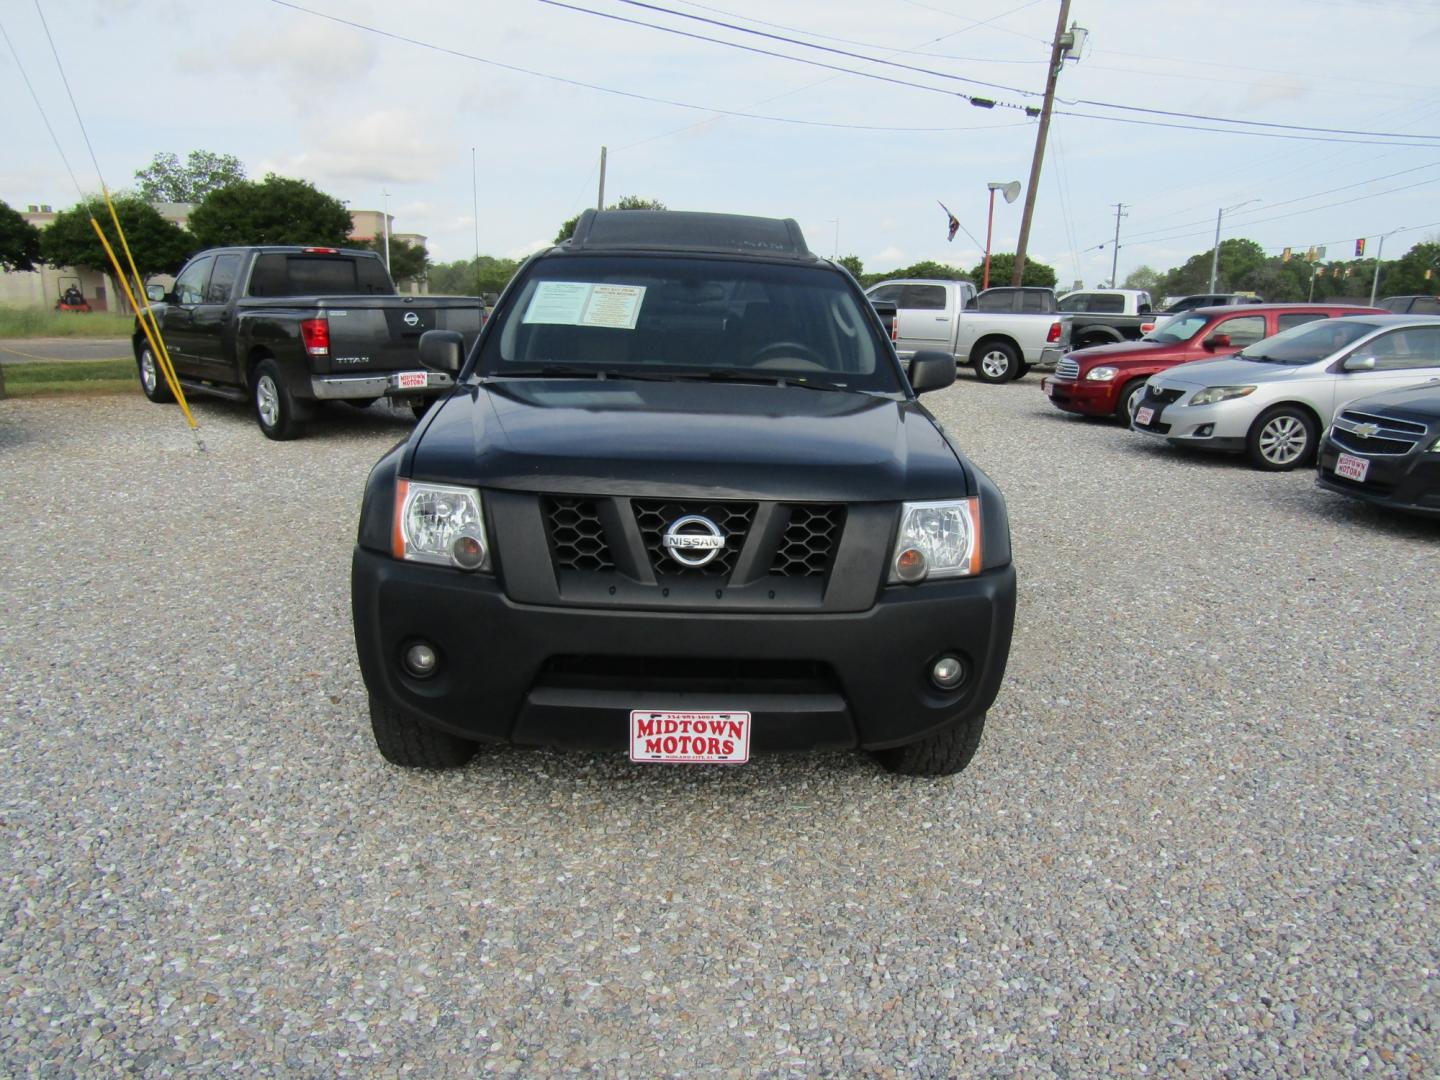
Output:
[1057,293,1088,312]
[204,254,244,304]
[1217,315,1266,346]
[901,285,948,311]
[1365,327,1440,370]
[1277,313,1327,331]
[173,256,214,306]
[1089,295,1124,313]
[1412,297,1440,315]
[868,285,902,305]
[1020,291,1047,313]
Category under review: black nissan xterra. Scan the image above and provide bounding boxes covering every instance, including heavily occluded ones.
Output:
[350,210,1016,776]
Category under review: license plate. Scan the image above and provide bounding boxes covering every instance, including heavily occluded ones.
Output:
[1336,452,1370,482]
[629,711,751,764]
[395,371,428,389]
[1044,381,1054,396]
[1135,406,1154,426]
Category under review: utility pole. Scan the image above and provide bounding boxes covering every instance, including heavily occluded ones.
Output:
[597,146,607,211]
[1369,229,1403,305]
[381,188,391,272]
[1012,0,1072,286]
[1109,203,1127,287]
[1207,199,1260,292]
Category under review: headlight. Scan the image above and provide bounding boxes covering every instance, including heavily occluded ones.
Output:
[1188,385,1257,406]
[889,498,981,584]
[1429,437,1440,453]
[392,480,492,571]
[1085,366,1119,382]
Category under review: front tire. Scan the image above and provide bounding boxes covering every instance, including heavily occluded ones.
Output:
[368,694,477,768]
[973,342,1020,384]
[1246,405,1316,471]
[873,714,986,777]
[136,344,173,403]
[1116,378,1147,423]
[252,357,312,441]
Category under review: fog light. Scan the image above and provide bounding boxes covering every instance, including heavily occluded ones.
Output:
[404,642,439,678]
[449,529,487,570]
[930,654,966,690]
[1195,424,1214,437]
[895,547,928,583]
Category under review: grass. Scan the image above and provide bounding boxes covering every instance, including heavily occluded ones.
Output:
[0,308,133,339]
[2,358,135,398]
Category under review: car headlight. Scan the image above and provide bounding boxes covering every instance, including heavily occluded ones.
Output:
[889,498,981,584]
[392,480,492,571]
[1085,366,1119,382]
[1188,385,1257,406]
[1429,437,1440,453]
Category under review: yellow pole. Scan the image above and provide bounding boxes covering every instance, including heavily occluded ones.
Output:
[87,215,197,430]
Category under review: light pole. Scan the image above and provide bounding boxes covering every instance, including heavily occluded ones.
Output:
[1207,199,1260,292]
[1369,226,1406,306]
[827,219,839,259]
[381,188,392,272]
[984,181,1021,289]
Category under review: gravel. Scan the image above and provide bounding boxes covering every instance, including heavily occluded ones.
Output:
[1,381,1437,1076]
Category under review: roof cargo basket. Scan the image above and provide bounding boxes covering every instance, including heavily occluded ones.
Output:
[567,210,813,260]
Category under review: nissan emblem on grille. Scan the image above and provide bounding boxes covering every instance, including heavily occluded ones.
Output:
[662,515,725,567]
[403,311,420,327]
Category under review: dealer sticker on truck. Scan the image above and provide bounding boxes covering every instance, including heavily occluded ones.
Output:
[629,711,751,764]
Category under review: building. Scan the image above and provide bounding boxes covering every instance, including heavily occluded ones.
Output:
[347,209,429,295]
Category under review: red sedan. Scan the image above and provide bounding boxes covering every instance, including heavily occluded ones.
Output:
[1040,303,1385,421]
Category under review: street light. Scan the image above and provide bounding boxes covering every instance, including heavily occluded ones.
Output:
[1208,199,1260,292]
[984,181,1021,289]
[1369,225,1407,306]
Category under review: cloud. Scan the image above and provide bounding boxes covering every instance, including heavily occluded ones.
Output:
[1241,74,1310,110]
[506,238,550,260]
[257,110,450,187]
[874,245,905,264]
[176,20,377,86]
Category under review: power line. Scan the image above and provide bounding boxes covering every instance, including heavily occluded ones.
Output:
[263,0,1025,132]
[594,0,1440,142]
[0,14,86,201]
[1052,107,1440,148]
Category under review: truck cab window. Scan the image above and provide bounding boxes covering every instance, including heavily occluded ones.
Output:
[173,256,214,306]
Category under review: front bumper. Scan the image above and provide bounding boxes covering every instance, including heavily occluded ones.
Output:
[311,370,454,401]
[1041,375,1116,416]
[352,547,1016,754]
[1130,389,1250,451]
[1316,439,1440,516]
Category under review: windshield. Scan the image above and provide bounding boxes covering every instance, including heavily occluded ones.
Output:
[1145,313,1209,343]
[476,255,901,392]
[1237,318,1380,364]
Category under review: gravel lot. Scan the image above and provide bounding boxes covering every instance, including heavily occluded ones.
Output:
[2,380,1437,1076]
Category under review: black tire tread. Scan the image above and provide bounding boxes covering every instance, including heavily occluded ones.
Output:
[1245,404,1317,472]
[973,341,1020,384]
[137,345,174,404]
[1116,378,1146,422]
[873,713,986,777]
[368,693,477,769]
[253,357,313,441]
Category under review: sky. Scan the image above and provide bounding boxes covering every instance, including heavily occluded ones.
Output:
[3,0,1439,289]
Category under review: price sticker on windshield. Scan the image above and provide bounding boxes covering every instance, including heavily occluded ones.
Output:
[523,282,646,330]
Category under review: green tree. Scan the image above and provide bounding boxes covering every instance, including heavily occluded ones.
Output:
[356,236,429,285]
[135,150,247,203]
[40,195,194,307]
[1161,238,1268,296]
[1122,265,1160,291]
[967,253,1056,288]
[1377,241,1440,296]
[189,174,352,249]
[428,255,521,297]
[836,254,864,278]
[554,195,668,243]
[0,199,42,272]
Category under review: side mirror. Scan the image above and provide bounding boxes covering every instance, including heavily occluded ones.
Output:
[146,284,167,303]
[1202,332,1232,350]
[907,350,957,395]
[418,329,465,374]
[1344,354,1377,372]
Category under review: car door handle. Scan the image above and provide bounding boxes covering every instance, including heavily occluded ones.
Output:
[935,316,950,322]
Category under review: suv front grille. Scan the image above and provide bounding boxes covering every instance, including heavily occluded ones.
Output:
[543,497,615,571]
[1338,409,1427,436]
[633,499,755,577]
[770,505,844,577]
[1055,358,1080,380]
[1146,386,1185,405]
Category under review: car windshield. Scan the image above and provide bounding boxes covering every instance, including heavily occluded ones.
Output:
[1144,313,1209,343]
[476,255,901,392]
[1237,318,1381,364]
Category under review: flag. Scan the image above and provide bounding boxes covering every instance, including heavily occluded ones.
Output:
[938,201,960,243]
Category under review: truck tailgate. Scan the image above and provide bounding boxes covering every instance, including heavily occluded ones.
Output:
[315,297,483,374]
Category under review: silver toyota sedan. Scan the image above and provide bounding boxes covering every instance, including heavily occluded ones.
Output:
[1131,314,1440,470]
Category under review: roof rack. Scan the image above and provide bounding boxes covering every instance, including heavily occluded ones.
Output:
[566,209,814,261]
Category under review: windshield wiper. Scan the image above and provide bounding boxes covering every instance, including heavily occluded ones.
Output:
[491,365,674,382]
[675,369,853,393]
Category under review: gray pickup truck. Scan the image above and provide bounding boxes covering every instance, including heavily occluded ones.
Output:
[865,278,1070,383]
[137,245,483,439]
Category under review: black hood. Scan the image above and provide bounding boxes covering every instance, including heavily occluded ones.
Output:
[407,379,969,501]
[1342,379,1440,423]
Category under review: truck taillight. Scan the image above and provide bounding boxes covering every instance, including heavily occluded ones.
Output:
[1047,322,1062,344]
[890,317,899,343]
[1140,322,1155,334]
[300,318,330,356]
[303,247,340,254]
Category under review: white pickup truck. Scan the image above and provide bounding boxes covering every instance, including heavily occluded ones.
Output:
[866,278,1071,383]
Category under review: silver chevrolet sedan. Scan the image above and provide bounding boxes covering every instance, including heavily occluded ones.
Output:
[1131,314,1440,469]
